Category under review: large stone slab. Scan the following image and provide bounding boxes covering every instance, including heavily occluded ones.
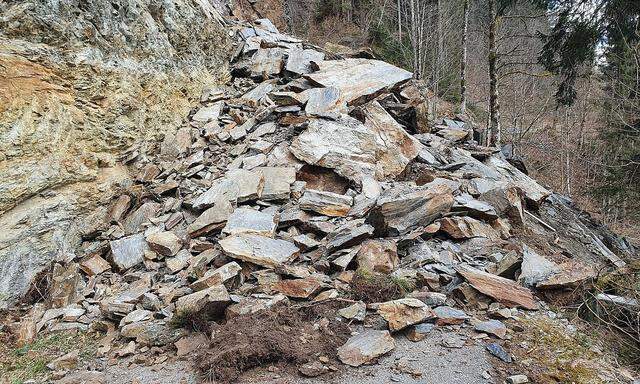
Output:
[187,199,234,237]
[366,183,454,236]
[175,284,230,314]
[290,107,420,183]
[455,265,537,310]
[222,207,277,237]
[305,58,412,105]
[518,245,560,287]
[191,262,242,291]
[337,330,395,367]
[299,189,353,217]
[219,234,299,268]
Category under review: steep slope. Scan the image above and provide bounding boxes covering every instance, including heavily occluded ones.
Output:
[0,0,231,306]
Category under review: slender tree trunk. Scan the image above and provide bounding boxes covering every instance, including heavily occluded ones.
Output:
[398,0,402,40]
[460,0,469,114]
[488,0,501,147]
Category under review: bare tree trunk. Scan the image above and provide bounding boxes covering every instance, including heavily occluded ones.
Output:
[398,0,402,40]
[488,0,501,147]
[460,0,469,114]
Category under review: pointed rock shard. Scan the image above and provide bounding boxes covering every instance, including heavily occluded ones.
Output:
[79,254,111,276]
[222,207,277,237]
[479,186,524,225]
[219,234,299,268]
[192,103,223,123]
[438,216,500,240]
[337,330,396,367]
[191,262,242,291]
[452,193,499,221]
[376,298,435,332]
[325,221,374,254]
[455,265,538,310]
[361,101,421,179]
[110,234,148,270]
[366,183,454,236]
[475,319,507,339]
[188,199,234,237]
[299,189,353,217]
[285,48,325,75]
[305,58,412,105]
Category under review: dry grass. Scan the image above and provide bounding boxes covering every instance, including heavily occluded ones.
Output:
[511,315,626,384]
[0,331,98,384]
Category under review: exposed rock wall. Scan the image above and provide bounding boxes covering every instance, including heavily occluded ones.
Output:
[0,0,231,307]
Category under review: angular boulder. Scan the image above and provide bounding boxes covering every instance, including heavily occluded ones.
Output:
[219,234,299,268]
[376,298,435,332]
[337,330,395,367]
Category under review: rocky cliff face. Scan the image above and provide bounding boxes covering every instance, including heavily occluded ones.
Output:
[0,0,231,307]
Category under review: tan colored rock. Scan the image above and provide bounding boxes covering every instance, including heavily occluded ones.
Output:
[376,298,435,332]
[146,231,182,256]
[438,216,500,240]
[188,199,234,237]
[256,167,297,200]
[455,265,537,310]
[79,254,111,276]
[47,350,79,371]
[299,189,353,217]
[337,330,396,367]
[272,277,323,298]
[356,239,399,274]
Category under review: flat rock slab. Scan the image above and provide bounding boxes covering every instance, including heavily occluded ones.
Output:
[222,207,277,237]
[110,234,148,270]
[191,261,242,291]
[337,330,396,367]
[305,59,412,105]
[326,221,374,254]
[455,265,538,310]
[146,231,182,256]
[219,234,299,268]
[518,245,560,287]
[299,189,353,217]
[290,107,420,183]
[175,284,230,314]
[272,277,323,298]
[256,167,297,200]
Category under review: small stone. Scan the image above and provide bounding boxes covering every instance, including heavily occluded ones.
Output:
[188,200,234,237]
[433,306,469,326]
[146,231,182,256]
[338,301,366,321]
[441,334,466,348]
[406,323,434,342]
[337,330,395,367]
[192,103,223,123]
[175,285,230,314]
[122,309,153,324]
[356,239,398,274]
[292,234,320,250]
[486,343,512,363]
[47,350,79,371]
[299,361,329,377]
[191,262,242,291]
[243,154,267,169]
[256,167,297,200]
[326,221,374,254]
[79,254,111,276]
[408,291,447,307]
[506,374,529,384]
[475,319,507,339]
[166,249,191,273]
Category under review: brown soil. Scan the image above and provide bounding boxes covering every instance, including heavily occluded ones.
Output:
[349,271,406,303]
[195,302,351,383]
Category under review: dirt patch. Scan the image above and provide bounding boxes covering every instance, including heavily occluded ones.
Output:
[195,302,351,383]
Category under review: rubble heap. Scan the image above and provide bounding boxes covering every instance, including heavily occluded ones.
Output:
[13,17,636,382]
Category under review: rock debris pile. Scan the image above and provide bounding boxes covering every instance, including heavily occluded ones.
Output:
[9,17,636,383]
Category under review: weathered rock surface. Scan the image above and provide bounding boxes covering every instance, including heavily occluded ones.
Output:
[222,207,277,237]
[337,330,396,367]
[110,234,148,270]
[299,189,353,217]
[219,234,299,268]
[376,298,435,332]
[456,265,538,310]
